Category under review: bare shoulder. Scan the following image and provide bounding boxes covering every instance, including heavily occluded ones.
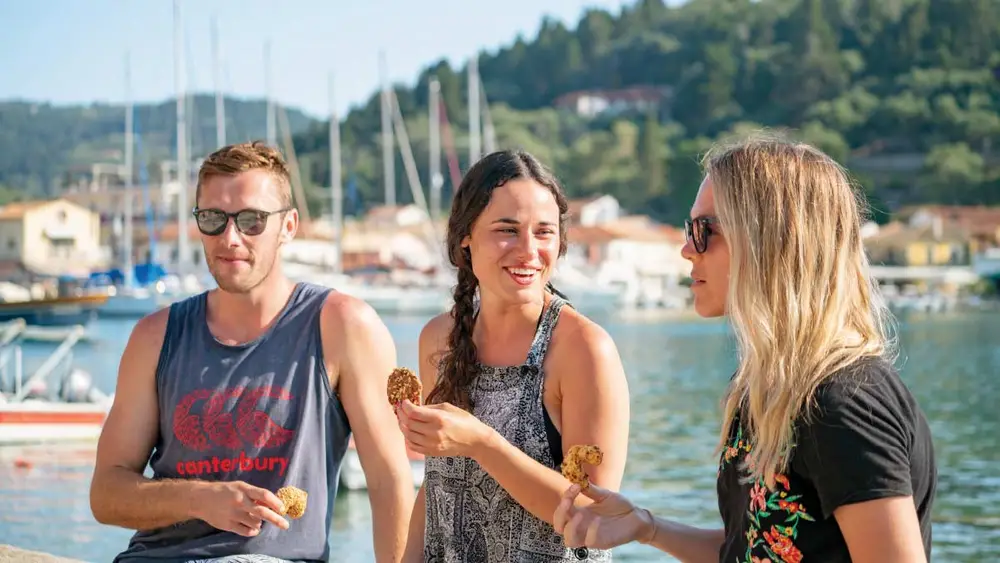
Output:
[419,312,453,353]
[125,306,171,361]
[136,305,170,338]
[549,306,620,364]
[547,306,624,394]
[319,291,396,392]
[106,306,170,409]
[417,312,453,391]
[319,290,389,345]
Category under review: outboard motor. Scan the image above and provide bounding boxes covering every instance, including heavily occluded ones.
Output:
[24,379,49,400]
[58,368,101,403]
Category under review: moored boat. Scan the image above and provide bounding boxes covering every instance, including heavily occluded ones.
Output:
[0,294,107,327]
[0,321,110,446]
[339,436,424,491]
[0,397,110,445]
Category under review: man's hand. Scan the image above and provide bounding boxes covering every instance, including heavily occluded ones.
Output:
[193,481,290,537]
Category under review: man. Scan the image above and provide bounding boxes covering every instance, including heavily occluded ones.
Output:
[90,141,414,563]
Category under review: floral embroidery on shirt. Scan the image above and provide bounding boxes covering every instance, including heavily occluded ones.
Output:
[722,424,813,563]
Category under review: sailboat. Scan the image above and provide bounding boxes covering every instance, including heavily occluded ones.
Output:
[96,49,184,318]
[296,58,453,316]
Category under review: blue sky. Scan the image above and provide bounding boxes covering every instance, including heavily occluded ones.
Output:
[1,0,644,118]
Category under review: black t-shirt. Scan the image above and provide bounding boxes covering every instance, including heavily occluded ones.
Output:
[716,356,937,563]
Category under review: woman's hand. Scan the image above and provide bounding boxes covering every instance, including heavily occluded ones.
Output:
[553,483,655,550]
[396,400,494,459]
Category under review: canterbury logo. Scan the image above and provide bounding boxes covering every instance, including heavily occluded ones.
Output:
[172,385,295,452]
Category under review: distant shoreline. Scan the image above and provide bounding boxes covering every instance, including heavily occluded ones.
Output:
[612,306,708,323]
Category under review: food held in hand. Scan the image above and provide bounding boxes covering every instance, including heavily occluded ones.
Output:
[561,445,604,490]
[387,367,422,406]
[276,486,307,519]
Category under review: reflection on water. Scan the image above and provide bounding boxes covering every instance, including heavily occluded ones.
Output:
[0,312,996,561]
[0,445,127,561]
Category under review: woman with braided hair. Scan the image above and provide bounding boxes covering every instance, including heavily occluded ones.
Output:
[396,149,631,562]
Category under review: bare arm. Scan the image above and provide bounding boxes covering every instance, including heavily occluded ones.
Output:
[90,309,200,530]
[835,496,927,563]
[400,316,449,562]
[640,514,725,562]
[555,481,723,560]
[326,295,414,563]
[402,485,427,563]
[471,319,630,525]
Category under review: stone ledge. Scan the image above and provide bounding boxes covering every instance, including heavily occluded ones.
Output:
[0,545,86,563]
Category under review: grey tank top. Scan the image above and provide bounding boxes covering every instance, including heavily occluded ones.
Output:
[114,282,351,563]
[422,296,611,562]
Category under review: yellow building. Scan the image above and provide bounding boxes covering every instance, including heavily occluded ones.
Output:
[897,205,1000,254]
[865,220,969,267]
[0,198,105,277]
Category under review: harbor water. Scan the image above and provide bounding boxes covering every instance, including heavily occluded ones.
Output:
[1,308,998,562]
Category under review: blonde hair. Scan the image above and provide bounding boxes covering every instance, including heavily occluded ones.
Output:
[706,133,896,488]
[196,141,292,208]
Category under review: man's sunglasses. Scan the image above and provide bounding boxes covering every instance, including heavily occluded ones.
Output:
[684,216,719,254]
[192,207,292,236]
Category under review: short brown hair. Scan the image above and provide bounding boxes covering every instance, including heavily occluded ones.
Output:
[196,140,293,208]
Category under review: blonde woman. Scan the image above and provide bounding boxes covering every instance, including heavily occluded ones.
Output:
[553,136,937,562]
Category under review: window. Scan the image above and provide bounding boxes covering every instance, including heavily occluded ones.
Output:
[950,246,965,265]
[887,249,901,266]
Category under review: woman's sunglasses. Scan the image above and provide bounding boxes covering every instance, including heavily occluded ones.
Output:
[192,207,292,236]
[684,216,719,254]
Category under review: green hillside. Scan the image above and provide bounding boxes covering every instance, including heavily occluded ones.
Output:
[0,95,315,196]
[2,0,998,225]
[287,0,1000,225]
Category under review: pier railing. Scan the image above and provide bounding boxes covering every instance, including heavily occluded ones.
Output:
[0,320,87,402]
[0,319,26,396]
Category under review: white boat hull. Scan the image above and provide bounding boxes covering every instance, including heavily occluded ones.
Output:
[98,290,175,318]
[0,400,110,446]
[301,273,453,316]
[339,441,425,492]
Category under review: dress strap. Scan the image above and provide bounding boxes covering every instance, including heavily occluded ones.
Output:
[525,295,565,368]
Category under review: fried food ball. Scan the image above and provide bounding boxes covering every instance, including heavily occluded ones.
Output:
[387,367,422,406]
[276,486,307,520]
[561,445,604,490]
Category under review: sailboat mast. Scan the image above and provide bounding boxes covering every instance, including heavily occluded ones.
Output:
[467,54,481,165]
[124,51,135,288]
[329,73,343,275]
[212,17,226,148]
[429,78,442,224]
[265,40,276,147]
[480,71,497,154]
[379,51,396,206]
[388,90,438,259]
[174,0,189,275]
